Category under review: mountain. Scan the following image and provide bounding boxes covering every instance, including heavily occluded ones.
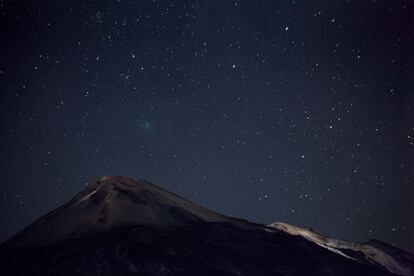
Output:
[269,222,414,276]
[2,176,245,249]
[0,176,412,275]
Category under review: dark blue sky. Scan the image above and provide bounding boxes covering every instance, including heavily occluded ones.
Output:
[1,1,413,251]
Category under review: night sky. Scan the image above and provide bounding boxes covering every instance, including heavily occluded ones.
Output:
[1,1,413,251]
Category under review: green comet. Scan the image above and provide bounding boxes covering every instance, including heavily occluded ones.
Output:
[141,121,151,130]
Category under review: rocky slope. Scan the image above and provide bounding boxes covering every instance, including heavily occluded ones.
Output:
[0,176,412,275]
[269,222,414,276]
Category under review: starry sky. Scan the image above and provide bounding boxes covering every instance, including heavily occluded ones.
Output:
[0,1,413,251]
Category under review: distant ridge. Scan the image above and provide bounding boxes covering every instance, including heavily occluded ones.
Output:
[1,176,412,275]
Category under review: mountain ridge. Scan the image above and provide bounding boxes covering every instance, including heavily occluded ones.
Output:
[2,176,248,249]
[1,176,412,275]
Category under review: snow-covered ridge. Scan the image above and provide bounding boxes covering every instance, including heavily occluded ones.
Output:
[268,222,413,276]
[3,176,413,275]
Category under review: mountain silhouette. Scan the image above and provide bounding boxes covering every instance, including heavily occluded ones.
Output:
[1,176,412,275]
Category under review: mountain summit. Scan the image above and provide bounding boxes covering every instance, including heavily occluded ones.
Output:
[3,176,241,249]
[1,176,413,275]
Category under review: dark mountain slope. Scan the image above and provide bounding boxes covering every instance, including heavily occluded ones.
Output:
[0,176,412,275]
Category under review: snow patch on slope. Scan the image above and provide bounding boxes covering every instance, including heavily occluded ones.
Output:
[269,222,412,276]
